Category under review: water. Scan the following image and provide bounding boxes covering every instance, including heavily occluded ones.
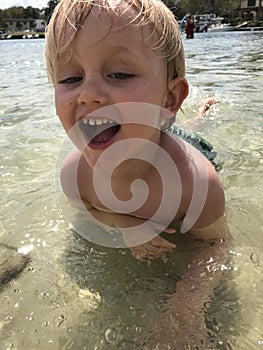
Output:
[0,32,262,349]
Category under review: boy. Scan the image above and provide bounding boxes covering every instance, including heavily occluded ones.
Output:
[45,0,229,250]
[46,1,231,347]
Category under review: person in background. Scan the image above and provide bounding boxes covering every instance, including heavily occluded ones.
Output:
[186,14,195,39]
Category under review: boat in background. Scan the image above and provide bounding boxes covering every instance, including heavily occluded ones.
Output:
[194,14,234,33]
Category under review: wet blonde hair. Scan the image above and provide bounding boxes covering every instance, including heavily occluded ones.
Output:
[45,0,185,84]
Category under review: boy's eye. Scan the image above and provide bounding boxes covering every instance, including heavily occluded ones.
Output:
[59,77,82,84]
[109,73,135,80]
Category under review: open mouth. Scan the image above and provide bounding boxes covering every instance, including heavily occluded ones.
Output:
[79,117,121,149]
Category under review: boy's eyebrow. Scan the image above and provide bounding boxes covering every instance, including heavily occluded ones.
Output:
[108,45,130,52]
[107,44,153,59]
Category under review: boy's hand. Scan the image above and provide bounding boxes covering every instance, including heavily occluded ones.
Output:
[74,200,177,259]
[130,235,175,262]
[162,227,176,234]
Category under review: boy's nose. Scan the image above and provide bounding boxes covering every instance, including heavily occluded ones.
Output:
[77,80,108,107]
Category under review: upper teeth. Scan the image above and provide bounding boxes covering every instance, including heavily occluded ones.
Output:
[82,118,114,126]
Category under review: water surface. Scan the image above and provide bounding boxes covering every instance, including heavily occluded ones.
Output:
[0,32,262,349]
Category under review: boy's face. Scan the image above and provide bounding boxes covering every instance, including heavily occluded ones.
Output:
[54,10,185,168]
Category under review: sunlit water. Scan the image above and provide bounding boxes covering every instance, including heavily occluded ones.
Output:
[0,31,262,349]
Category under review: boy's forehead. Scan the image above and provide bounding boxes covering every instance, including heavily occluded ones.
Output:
[60,1,133,26]
[58,1,146,36]
[62,5,153,48]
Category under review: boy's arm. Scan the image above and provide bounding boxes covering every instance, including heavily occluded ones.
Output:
[142,237,230,348]
[60,151,175,258]
[188,213,230,241]
[182,158,229,241]
[83,204,176,259]
[146,175,231,347]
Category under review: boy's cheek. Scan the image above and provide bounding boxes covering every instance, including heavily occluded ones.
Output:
[55,90,63,115]
[55,92,74,128]
[55,104,73,134]
[55,86,72,108]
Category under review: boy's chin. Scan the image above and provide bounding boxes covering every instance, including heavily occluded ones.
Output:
[83,150,114,173]
[83,139,156,174]
[83,146,130,173]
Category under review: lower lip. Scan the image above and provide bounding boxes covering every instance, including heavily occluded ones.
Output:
[88,129,120,150]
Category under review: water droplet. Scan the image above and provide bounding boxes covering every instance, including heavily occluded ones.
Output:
[118,250,126,255]
[104,328,117,343]
[250,252,260,265]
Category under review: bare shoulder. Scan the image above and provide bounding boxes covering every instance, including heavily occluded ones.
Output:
[163,133,226,238]
[194,159,225,225]
[161,133,195,220]
[188,214,230,241]
[185,159,228,240]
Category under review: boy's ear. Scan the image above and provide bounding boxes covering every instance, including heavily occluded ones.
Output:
[165,78,189,113]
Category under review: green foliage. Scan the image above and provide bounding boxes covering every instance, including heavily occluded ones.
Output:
[0,1,60,21]
[3,6,25,19]
[162,0,240,18]
[0,1,256,23]
[45,0,60,22]
[0,5,42,20]
[23,6,40,19]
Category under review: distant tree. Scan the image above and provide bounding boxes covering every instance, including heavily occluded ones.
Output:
[162,0,178,9]
[170,0,240,18]
[29,20,37,30]
[4,6,24,19]
[23,6,40,19]
[161,0,184,19]
[259,0,263,20]
[45,0,60,22]
[178,0,208,16]
[16,21,22,30]
[212,0,240,16]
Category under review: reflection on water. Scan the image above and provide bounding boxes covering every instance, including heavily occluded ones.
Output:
[0,32,262,349]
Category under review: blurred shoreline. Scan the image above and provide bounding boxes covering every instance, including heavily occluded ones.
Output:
[0,31,45,40]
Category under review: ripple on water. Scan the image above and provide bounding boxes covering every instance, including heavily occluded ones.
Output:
[0,33,262,349]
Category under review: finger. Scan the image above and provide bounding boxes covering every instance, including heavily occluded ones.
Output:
[163,227,176,234]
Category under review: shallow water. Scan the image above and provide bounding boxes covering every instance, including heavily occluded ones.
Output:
[0,32,262,349]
